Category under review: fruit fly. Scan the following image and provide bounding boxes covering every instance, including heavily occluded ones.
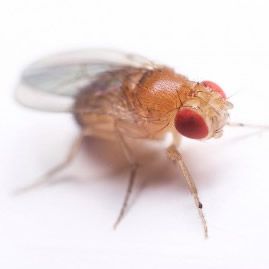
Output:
[15,49,234,238]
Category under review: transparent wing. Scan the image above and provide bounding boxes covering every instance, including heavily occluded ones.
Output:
[15,49,156,112]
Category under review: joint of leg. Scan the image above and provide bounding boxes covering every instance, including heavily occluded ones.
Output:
[131,162,139,171]
[167,146,182,162]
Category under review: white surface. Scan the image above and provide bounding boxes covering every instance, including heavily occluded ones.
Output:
[1,1,269,268]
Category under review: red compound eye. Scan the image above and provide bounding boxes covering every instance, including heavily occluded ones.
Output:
[175,108,209,139]
[202,80,226,99]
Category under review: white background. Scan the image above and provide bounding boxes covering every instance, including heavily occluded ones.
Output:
[1,1,269,268]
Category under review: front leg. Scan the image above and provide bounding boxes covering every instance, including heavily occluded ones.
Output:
[167,144,208,238]
[227,122,269,130]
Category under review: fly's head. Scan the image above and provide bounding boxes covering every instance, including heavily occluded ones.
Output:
[174,81,233,140]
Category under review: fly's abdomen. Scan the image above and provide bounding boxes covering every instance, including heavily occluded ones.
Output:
[73,67,147,132]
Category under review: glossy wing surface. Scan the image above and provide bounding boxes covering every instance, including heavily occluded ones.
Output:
[15,49,156,112]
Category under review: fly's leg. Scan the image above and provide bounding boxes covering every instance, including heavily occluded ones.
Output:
[113,163,138,229]
[14,133,84,194]
[113,127,139,230]
[227,122,269,130]
[167,144,208,238]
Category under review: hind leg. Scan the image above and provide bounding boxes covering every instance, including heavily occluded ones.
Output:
[14,133,85,194]
[112,126,139,229]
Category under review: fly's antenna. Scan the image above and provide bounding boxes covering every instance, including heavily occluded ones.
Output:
[226,89,243,100]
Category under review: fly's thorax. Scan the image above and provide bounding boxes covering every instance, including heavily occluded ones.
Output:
[122,67,199,138]
[131,67,189,118]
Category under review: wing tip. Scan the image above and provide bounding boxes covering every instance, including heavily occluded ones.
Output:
[15,83,74,113]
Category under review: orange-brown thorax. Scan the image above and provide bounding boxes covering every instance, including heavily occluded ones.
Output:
[132,68,189,117]
[122,67,198,136]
